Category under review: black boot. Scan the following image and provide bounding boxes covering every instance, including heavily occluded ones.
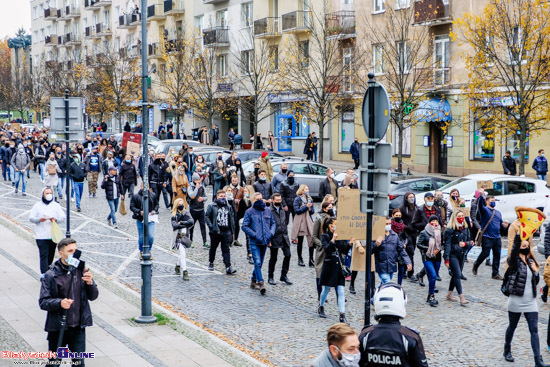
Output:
[503,344,514,362]
[427,294,438,307]
[417,273,425,287]
[535,355,550,367]
[339,313,349,325]
[318,306,327,318]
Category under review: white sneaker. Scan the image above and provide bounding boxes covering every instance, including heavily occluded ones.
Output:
[71,198,75,202]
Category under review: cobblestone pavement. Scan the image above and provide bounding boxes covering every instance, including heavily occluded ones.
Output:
[2,173,550,366]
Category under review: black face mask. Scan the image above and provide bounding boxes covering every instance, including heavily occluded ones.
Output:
[177,205,184,211]
[273,202,281,207]
[287,177,295,185]
[394,217,403,223]
[326,209,334,217]
[281,169,288,174]
[519,247,530,255]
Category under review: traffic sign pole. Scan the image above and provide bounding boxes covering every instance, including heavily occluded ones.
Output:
[64,89,71,239]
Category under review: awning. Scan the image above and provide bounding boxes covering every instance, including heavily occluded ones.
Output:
[414,97,452,123]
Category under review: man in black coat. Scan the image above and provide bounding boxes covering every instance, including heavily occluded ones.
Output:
[253,170,273,202]
[39,238,98,366]
[148,154,168,208]
[268,193,293,286]
[319,168,340,201]
[119,154,137,199]
[130,183,159,259]
[101,166,123,228]
[502,150,517,175]
[205,190,237,275]
[280,170,299,224]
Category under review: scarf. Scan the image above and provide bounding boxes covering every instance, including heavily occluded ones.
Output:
[424,223,441,258]
[391,220,405,234]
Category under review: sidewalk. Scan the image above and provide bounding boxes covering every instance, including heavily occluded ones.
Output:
[0,223,260,367]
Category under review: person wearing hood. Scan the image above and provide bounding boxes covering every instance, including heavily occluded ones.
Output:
[101,166,123,228]
[399,192,418,281]
[43,152,61,199]
[29,187,66,275]
[242,192,276,294]
[119,154,137,199]
[69,153,87,212]
[10,143,31,195]
[205,190,237,275]
[280,170,299,225]
[373,217,412,286]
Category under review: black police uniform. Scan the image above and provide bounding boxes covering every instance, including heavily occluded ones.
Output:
[359,318,429,367]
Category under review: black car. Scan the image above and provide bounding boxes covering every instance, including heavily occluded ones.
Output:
[389,177,451,209]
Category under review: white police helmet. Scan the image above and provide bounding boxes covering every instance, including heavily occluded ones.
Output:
[373,283,407,319]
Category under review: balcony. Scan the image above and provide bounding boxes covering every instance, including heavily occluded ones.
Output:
[282,11,311,33]
[44,8,58,20]
[84,0,99,9]
[325,11,356,39]
[57,9,63,19]
[165,38,184,53]
[148,43,163,59]
[414,0,452,25]
[254,17,281,38]
[64,5,81,18]
[66,33,81,46]
[203,0,228,3]
[119,13,139,28]
[147,4,166,22]
[164,0,184,15]
[84,26,101,38]
[203,27,229,47]
[414,67,452,89]
[96,22,112,36]
[94,0,112,7]
[128,44,143,59]
[45,35,58,46]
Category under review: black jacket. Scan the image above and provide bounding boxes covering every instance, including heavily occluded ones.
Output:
[502,156,517,175]
[130,190,159,221]
[506,234,539,298]
[279,180,299,210]
[188,184,207,212]
[253,180,273,200]
[443,227,470,260]
[270,205,290,248]
[39,259,99,332]
[69,162,87,182]
[205,202,235,234]
[319,178,340,200]
[171,211,194,231]
[119,161,137,186]
[56,155,67,178]
[148,159,166,184]
[544,223,550,258]
[319,232,351,288]
[411,205,442,232]
[102,159,118,176]
[101,174,122,200]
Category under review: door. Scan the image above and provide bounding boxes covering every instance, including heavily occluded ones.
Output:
[277,115,294,152]
[429,123,447,174]
[439,135,448,174]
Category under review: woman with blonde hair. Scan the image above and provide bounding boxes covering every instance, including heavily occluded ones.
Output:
[292,184,315,267]
[443,210,471,306]
[171,198,193,281]
[171,160,189,207]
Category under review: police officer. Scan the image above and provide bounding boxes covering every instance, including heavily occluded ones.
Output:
[359,283,429,367]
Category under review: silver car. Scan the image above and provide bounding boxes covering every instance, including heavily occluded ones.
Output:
[243,158,330,199]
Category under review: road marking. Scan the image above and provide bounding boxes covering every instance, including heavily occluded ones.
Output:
[14,210,31,219]
[113,248,141,278]
[72,219,91,233]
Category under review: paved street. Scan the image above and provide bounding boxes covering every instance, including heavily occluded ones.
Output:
[2,172,550,366]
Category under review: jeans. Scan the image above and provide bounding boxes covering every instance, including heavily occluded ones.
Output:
[38,162,45,181]
[9,165,14,184]
[209,230,232,268]
[423,259,441,295]
[73,181,84,208]
[268,246,291,278]
[250,244,267,283]
[136,220,155,252]
[320,285,345,313]
[538,174,547,181]
[57,176,65,198]
[1,161,10,181]
[190,210,207,243]
[378,272,393,285]
[474,236,502,276]
[107,198,119,225]
[397,265,405,285]
[47,327,86,367]
[506,311,540,358]
[36,239,57,274]
[121,182,134,199]
[313,149,317,162]
[15,170,26,192]
[448,255,464,295]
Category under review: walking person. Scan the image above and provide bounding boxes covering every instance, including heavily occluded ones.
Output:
[503,150,517,175]
[267,193,293,286]
[242,192,276,295]
[171,161,189,207]
[43,153,61,200]
[311,132,318,161]
[417,215,443,307]
[266,131,276,153]
[291,184,315,267]
[444,211,471,306]
[11,143,31,196]
[171,198,193,281]
[188,173,209,248]
[349,138,360,169]
[34,140,48,181]
[253,169,273,202]
[68,153,86,212]
[228,128,235,150]
[39,238,99,367]
[279,170,298,225]
[55,148,66,200]
[130,183,159,259]
[399,192,418,281]
[239,185,255,264]
[314,202,334,299]
[317,217,355,324]
[373,217,412,286]
[83,146,102,198]
[205,190,237,275]
[319,168,340,202]
[532,149,548,181]
[101,166,122,229]
[258,152,274,182]
[227,174,245,247]
[503,234,549,366]
[212,160,227,200]
[119,154,137,199]
[390,208,411,285]
[29,187,66,276]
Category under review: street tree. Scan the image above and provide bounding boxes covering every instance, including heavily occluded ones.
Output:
[454,0,550,174]
[0,38,15,119]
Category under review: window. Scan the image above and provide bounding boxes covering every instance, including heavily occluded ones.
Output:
[310,164,327,176]
[409,179,434,192]
[242,2,253,28]
[300,40,309,68]
[39,4,44,17]
[505,132,529,162]
[509,26,524,65]
[340,108,355,152]
[374,0,385,13]
[471,107,495,160]
[436,179,450,188]
[115,5,120,19]
[194,15,203,36]
[434,36,450,85]
[217,9,228,27]
[506,181,535,195]
[218,54,227,77]
[241,50,252,74]
[104,10,110,29]
[343,47,353,92]
[269,46,279,71]
[290,163,309,174]
[40,29,45,41]
[373,44,384,75]
[32,6,37,19]
[396,0,410,9]
[33,31,38,44]
[73,22,79,38]
[392,123,411,156]
[397,41,409,74]
[485,181,504,196]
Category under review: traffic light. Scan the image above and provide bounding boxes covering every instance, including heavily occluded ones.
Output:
[360,142,392,217]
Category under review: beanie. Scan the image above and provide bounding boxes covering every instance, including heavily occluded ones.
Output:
[192,173,200,182]
[261,151,268,159]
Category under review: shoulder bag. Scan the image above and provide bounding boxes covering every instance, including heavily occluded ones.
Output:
[336,247,352,278]
[475,207,495,246]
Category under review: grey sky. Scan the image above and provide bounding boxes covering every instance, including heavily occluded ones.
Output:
[0,0,31,39]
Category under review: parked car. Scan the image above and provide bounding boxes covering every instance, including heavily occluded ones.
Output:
[389,177,451,209]
[415,174,550,223]
[154,139,207,155]
[243,158,330,199]
[333,170,407,189]
[234,150,284,163]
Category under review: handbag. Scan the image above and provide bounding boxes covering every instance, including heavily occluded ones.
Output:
[51,221,64,244]
[336,249,352,278]
[475,207,496,246]
[119,200,127,216]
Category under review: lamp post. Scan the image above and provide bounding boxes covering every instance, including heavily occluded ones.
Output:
[64,89,71,238]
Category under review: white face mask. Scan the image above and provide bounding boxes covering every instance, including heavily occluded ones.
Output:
[335,347,360,367]
[45,194,53,202]
[385,225,392,232]
[226,193,233,200]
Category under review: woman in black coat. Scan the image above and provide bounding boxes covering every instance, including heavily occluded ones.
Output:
[399,191,418,280]
[443,211,471,306]
[317,217,354,324]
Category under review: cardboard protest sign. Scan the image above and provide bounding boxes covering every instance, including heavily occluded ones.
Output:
[336,188,387,241]
[127,141,141,158]
[477,180,493,190]
[122,132,142,149]
[10,123,20,131]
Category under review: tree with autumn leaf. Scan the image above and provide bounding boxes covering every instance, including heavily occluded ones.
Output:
[24,61,48,123]
[454,0,550,175]
[0,38,15,118]
[362,5,435,173]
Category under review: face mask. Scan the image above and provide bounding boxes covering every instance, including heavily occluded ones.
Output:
[197,159,203,163]
[45,194,53,202]
[304,190,310,196]
[452,195,459,201]
[73,157,80,164]
[216,198,227,206]
[327,209,335,217]
[489,201,496,208]
[425,201,434,207]
[19,149,25,153]
[542,154,545,157]
[460,204,466,208]
[335,347,360,367]
[217,156,223,160]
[407,197,415,204]
[519,247,530,255]
[244,193,249,198]
[385,225,392,232]
[431,223,439,228]
[281,169,288,174]
[287,177,295,185]
[273,201,281,207]
[394,217,403,223]
[23,143,27,147]
[177,205,184,211]
[457,217,465,224]
[226,193,233,200]
[126,160,131,163]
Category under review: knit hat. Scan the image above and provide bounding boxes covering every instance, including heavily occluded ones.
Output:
[428,215,438,223]
[192,173,200,182]
[261,151,268,158]
[424,192,434,199]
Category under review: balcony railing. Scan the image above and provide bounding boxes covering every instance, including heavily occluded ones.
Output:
[84,0,99,9]
[45,35,58,45]
[44,8,57,20]
[96,22,112,36]
[414,67,452,89]
[147,4,166,21]
[45,60,58,69]
[94,0,112,6]
[128,44,142,59]
[325,11,356,38]
[148,43,163,58]
[66,33,81,45]
[203,0,228,4]
[254,17,281,38]
[164,0,184,15]
[165,38,184,53]
[119,13,141,28]
[64,5,80,18]
[203,27,230,47]
[282,11,311,32]
[414,0,451,25]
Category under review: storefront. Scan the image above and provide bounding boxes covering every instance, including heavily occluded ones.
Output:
[269,92,309,153]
